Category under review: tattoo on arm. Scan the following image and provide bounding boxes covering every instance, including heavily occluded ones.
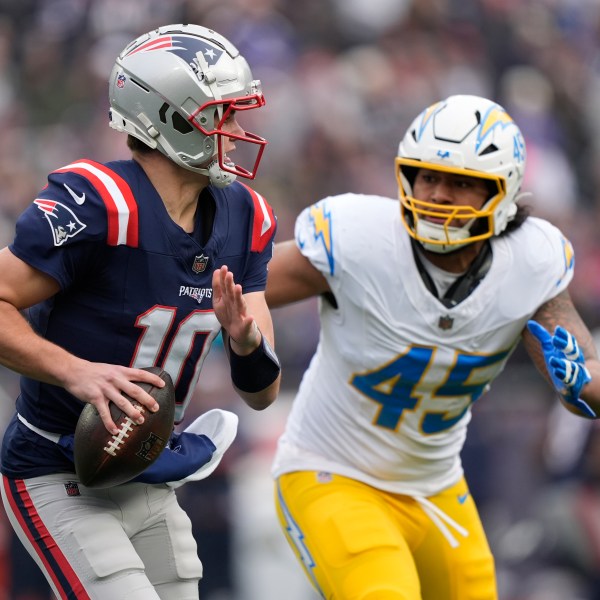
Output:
[527,289,598,363]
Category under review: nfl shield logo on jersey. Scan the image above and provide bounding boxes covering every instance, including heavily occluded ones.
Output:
[192,254,209,274]
[438,315,454,330]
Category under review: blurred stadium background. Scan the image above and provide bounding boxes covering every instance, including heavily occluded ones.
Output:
[1,0,600,598]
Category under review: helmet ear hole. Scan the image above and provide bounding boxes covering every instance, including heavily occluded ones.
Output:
[159,103,168,124]
[479,143,498,155]
[172,112,194,134]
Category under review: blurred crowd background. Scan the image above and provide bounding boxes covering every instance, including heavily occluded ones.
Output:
[1,0,600,598]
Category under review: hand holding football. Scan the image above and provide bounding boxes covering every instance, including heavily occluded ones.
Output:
[74,366,176,488]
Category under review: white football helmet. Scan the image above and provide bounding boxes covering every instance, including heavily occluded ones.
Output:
[396,94,526,253]
[108,24,266,188]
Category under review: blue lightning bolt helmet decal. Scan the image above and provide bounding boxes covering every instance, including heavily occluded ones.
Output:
[476,105,525,167]
[415,101,444,142]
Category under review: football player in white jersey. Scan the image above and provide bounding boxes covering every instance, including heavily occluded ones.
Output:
[266,94,600,600]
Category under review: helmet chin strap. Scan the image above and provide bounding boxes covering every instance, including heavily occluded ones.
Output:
[162,150,238,188]
[206,159,237,188]
[415,219,473,254]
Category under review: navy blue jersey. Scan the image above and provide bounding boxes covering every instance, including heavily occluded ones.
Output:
[1,158,276,478]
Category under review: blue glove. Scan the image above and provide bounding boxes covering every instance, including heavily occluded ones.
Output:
[527,320,596,418]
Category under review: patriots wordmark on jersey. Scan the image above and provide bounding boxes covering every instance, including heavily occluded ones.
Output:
[1,158,276,479]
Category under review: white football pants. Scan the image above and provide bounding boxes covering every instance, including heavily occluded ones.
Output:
[1,473,203,599]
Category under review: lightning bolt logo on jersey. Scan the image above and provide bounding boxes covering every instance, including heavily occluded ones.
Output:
[3,158,276,480]
[558,236,575,285]
[273,193,574,497]
[308,203,334,276]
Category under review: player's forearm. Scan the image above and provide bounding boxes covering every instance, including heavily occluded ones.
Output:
[266,240,331,308]
[227,327,281,410]
[0,300,80,387]
[234,375,280,410]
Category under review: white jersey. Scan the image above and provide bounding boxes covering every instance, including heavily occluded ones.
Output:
[272,193,575,496]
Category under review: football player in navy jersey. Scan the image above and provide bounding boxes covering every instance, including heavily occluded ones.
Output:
[0,24,280,600]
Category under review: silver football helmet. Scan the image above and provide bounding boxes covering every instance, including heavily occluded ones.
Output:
[395,94,526,253]
[108,24,266,188]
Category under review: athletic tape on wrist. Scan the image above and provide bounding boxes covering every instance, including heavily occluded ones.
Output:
[229,333,280,393]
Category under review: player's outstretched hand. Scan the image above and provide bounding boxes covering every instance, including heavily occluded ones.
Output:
[64,362,163,434]
[527,320,596,418]
[212,265,260,352]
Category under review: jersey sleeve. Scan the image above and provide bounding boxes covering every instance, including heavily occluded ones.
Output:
[294,194,365,288]
[295,199,336,277]
[520,218,575,305]
[236,183,277,293]
[9,159,138,289]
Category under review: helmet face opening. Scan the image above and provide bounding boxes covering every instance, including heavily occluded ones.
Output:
[395,157,506,249]
[189,95,267,180]
[395,95,526,253]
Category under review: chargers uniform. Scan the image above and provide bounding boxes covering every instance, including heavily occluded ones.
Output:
[1,158,276,599]
[273,193,573,599]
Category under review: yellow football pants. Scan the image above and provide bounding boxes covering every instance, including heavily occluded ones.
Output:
[275,471,497,600]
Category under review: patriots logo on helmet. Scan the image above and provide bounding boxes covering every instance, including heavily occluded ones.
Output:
[125,35,223,68]
[34,198,86,246]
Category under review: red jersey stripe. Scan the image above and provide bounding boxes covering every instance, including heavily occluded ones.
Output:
[54,160,139,247]
[241,183,276,252]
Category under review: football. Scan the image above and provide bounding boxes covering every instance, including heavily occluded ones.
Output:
[74,366,176,488]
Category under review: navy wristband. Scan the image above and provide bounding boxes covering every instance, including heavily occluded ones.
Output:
[229,334,281,393]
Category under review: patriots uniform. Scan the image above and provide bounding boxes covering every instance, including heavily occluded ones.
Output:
[272,193,574,497]
[1,158,276,479]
